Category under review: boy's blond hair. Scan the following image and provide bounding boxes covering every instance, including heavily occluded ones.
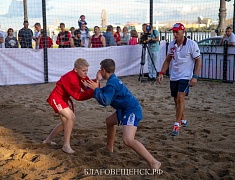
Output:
[74,58,89,69]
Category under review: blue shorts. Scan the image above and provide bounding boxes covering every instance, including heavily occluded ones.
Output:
[170,79,190,97]
[116,107,142,127]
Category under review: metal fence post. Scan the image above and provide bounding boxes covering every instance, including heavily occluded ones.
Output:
[223,40,229,82]
[42,0,48,83]
[150,0,153,27]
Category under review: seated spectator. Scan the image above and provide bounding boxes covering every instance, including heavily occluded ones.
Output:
[80,24,90,48]
[70,29,84,47]
[103,25,116,47]
[78,15,88,32]
[89,26,106,48]
[56,22,71,48]
[38,29,53,49]
[119,27,130,46]
[5,28,18,48]
[128,29,138,45]
[114,26,121,45]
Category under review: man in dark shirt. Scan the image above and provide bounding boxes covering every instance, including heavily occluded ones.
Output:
[56,23,71,48]
[18,20,33,48]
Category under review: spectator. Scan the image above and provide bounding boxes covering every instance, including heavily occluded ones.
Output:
[78,15,89,33]
[114,26,121,45]
[119,27,130,46]
[128,29,139,45]
[80,24,90,48]
[220,26,235,46]
[70,29,84,47]
[5,28,19,48]
[0,32,4,48]
[33,22,41,49]
[89,26,106,48]
[70,27,75,38]
[38,29,53,49]
[56,22,71,48]
[103,25,116,47]
[18,20,33,48]
[0,30,7,48]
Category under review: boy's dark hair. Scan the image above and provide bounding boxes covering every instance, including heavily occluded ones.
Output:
[100,59,115,73]
[60,22,65,27]
[7,28,14,35]
[80,15,85,18]
[74,29,81,35]
[34,22,41,27]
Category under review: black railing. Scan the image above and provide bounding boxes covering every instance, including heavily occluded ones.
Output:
[199,43,234,82]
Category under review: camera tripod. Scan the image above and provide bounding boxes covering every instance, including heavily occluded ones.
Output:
[138,43,158,82]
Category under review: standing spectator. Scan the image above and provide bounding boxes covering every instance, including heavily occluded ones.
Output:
[33,22,41,49]
[38,29,53,49]
[220,26,235,46]
[18,20,33,48]
[103,25,116,47]
[89,26,106,48]
[70,29,84,47]
[119,27,130,46]
[70,27,75,38]
[5,28,19,48]
[80,24,90,48]
[0,30,7,48]
[114,26,121,45]
[145,27,160,81]
[56,23,71,48]
[128,29,138,45]
[157,23,201,136]
[0,32,4,48]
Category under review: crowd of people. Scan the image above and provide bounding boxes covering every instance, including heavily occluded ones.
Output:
[0,14,148,49]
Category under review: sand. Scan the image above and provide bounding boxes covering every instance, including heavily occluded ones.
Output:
[0,76,234,180]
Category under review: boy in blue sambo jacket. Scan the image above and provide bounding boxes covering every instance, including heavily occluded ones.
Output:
[85,59,161,170]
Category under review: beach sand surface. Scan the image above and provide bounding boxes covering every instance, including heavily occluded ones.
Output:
[0,76,234,180]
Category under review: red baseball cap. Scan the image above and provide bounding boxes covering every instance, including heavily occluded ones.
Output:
[170,23,185,31]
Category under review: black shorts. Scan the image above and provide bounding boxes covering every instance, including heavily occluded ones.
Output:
[170,79,190,97]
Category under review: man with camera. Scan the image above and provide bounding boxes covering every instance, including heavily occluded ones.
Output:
[140,23,160,81]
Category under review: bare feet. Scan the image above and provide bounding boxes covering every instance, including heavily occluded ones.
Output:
[42,140,57,145]
[106,146,113,153]
[62,146,76,154]
[150,160,161,170]
[97,147,113,156]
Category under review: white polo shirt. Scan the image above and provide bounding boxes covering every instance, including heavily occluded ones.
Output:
[167,37,200,81]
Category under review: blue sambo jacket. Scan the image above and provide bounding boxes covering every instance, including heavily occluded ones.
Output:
[93,74,143,121]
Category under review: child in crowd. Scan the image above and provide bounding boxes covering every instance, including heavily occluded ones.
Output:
[85,59,161,170]
[38,29,53,49]
[43,58,101,154]
[128,29,139,45]
[78,15,89,33]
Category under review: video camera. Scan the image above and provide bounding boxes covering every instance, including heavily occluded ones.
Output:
[140,23,152,44]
